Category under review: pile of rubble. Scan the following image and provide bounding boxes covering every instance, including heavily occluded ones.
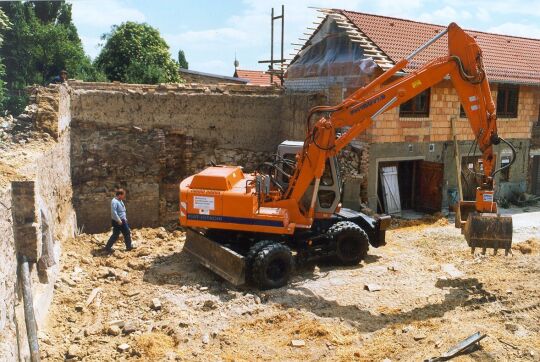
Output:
[338,146,362,180]
[0,93,52,152]
[41,222,539,361]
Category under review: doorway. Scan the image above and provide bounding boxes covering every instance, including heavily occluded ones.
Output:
[461,155,483,200]
[532,155,540,196]
[378,160,444,214]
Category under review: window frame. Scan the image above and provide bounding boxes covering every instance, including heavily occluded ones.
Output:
[399,88,431,118]
[496,84,519,118]
[459,104,466,118]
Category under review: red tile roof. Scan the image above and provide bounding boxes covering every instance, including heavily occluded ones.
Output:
[233,69,279,85]
[338,10,540,84]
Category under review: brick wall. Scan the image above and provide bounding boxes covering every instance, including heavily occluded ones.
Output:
[368,81,536,143]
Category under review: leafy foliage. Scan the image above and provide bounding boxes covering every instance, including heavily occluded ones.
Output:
[0,1,104,114]
[178,49,188,69]
[0,9,11,111]
[95,22,180,84]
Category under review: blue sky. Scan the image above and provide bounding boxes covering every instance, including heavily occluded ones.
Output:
[70,0,540,76]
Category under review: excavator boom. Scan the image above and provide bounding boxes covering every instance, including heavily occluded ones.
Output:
[273,22,512,253]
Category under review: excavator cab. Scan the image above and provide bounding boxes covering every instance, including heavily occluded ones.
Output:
[277,141,342,214]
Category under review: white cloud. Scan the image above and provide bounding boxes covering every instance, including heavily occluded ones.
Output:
[194,60,232,76]
[70,0,145,28]
[487,22,540,38]
[417,6,474,25]
[79,35,102,59]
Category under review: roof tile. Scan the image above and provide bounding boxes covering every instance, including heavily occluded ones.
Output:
[234,69,279,86]
[338,10,540,84]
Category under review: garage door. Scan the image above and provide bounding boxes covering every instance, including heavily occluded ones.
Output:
[415,160,444,212]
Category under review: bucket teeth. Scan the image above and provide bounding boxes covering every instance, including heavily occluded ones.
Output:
[463,213,512,256]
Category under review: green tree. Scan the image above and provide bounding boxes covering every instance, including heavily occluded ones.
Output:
[0,1,103,114]
[95,22,180,84]
[0,9,11,111]
[178,49,188,69]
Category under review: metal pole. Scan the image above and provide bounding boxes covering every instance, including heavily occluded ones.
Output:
[19,255,40,362]
[371,96,398,121]
[281,4,284,85]
[405,27,449,61]
[270,7,274,85]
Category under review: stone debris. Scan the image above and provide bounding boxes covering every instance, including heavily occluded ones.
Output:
[201,333,210,344]
[117,343,130,352]
[122,322,137,335]
[62,276,77,287]
[364,283,382,292]
[108,319,125,328]
[402,326,413,333]
[107,325,122,336]
[202,300,218,311]
[291,339,306,347]
[151,298,162,310]
[66,344,80,359]
[84,287,102,307]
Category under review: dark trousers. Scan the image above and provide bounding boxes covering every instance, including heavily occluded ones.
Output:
[106,219,132,250]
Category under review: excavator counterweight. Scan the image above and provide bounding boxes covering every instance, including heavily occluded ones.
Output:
[179,22,513,288]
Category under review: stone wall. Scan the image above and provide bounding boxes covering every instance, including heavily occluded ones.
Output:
[69,82,324,232]
[0,85,76,360]
[0,188,17,360]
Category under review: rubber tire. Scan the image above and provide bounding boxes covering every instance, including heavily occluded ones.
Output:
[328,221,369,265]
[245,240,276,282]
[251,243,293,289]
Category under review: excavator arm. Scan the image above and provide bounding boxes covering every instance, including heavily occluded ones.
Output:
[277,22,513,253]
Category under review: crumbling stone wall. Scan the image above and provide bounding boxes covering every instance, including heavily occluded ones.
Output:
[0,85,76,360]
[69,82,324,232]
[0,188,17,360]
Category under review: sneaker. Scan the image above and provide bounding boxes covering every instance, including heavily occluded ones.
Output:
[126,245,137,251]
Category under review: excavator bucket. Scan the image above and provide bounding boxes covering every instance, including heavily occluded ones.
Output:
[456,201,513,255]
[183,229,246,286]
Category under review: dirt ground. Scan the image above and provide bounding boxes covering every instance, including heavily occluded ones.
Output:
[41,218,540,361]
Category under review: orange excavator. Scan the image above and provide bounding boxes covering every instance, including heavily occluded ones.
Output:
[180,23,514,289]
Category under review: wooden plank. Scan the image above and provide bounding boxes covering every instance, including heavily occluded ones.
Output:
[451,117,463,202]
[380,166,401,214]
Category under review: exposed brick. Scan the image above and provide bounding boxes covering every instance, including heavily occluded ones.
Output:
[399,121,422,128]
[404,135,419,142]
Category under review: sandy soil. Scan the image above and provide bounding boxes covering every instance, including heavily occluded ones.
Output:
[40,220,540,361]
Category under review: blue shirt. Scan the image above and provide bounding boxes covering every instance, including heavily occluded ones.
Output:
[111,198,127,222]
